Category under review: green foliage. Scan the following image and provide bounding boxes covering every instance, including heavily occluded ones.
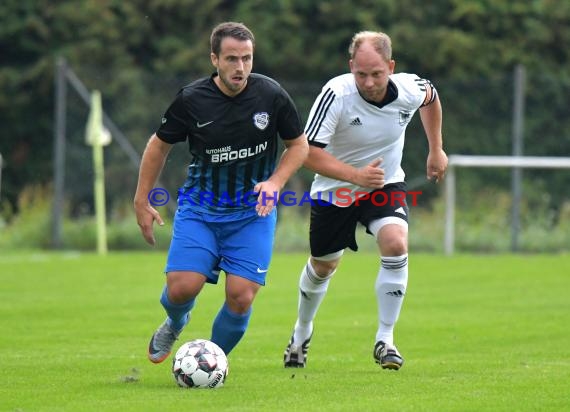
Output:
[0,186,172,251]
[1,0,569,245]
[409,187,570,253]
[235,0,397,78]
[274,206,310,252]
[1,184,569,253]
[0,185,53,249]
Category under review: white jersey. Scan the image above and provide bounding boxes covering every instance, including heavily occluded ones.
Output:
[305,72,432,205]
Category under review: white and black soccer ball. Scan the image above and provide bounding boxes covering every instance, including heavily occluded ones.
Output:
[172,339,228,389]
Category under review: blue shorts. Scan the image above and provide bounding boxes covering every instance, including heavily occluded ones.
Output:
[165,208,277,285]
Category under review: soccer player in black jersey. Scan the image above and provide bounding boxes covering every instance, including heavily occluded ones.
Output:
[134,22,308,364]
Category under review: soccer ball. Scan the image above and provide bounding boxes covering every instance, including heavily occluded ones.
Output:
[172,339,229,389]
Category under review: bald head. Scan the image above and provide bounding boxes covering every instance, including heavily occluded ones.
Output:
[348,31,392,62]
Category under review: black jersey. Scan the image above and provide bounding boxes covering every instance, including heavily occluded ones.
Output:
[157,73,303,215]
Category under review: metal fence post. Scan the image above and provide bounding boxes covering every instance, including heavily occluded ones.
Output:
[52,57,67,249]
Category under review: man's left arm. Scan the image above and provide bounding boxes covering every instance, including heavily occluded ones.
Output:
[419,95,448,183]
[254,134,309,216]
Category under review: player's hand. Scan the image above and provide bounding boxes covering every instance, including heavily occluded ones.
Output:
[134,201,164,246]
[254,180,280,217]
[427,148,448,183]
[355,158,385,188]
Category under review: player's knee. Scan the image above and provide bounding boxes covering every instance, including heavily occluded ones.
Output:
[167,284,194,303]
[166,272,204,303]
[225,299,253,315]
[225,290,255,314]
[311,258,339,277]
[379,236,408,256]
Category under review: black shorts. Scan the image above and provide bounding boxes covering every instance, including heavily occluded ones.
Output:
[309,182,409,257]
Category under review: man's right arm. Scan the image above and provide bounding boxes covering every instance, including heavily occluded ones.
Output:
[134,134,173,245]
[304,145,385,189]
[304,82,385,190]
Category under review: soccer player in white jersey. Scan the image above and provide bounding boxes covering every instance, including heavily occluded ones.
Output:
[283,31,448,370]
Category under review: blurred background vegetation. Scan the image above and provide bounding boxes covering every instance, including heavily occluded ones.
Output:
[1,0,569,253]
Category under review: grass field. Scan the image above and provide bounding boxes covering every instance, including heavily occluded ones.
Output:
[1,251,569,411]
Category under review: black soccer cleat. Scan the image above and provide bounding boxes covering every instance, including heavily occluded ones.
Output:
[283,334,312,368]
[373,341,404,370]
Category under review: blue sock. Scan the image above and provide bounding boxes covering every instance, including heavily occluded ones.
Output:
[211,302,251,355]
[160,286,195,332]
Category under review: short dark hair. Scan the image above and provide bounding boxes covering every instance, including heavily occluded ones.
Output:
[210,22,255,56]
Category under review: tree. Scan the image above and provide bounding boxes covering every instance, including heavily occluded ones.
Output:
[1,0,568,219]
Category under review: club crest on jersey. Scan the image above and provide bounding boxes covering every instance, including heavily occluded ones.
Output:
[253,112,269,130]
[399,110,412,126]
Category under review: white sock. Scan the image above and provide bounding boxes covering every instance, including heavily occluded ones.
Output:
[293,260,333,345]
[375,254,408,345]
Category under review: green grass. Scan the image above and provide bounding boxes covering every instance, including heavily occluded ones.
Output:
[1,252,569,411]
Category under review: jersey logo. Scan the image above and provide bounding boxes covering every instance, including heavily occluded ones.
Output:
[399,110,411,126]
[253,112,269,130]
[197,120,214,128]
[395,207,406,216]
[349,117,362,126]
